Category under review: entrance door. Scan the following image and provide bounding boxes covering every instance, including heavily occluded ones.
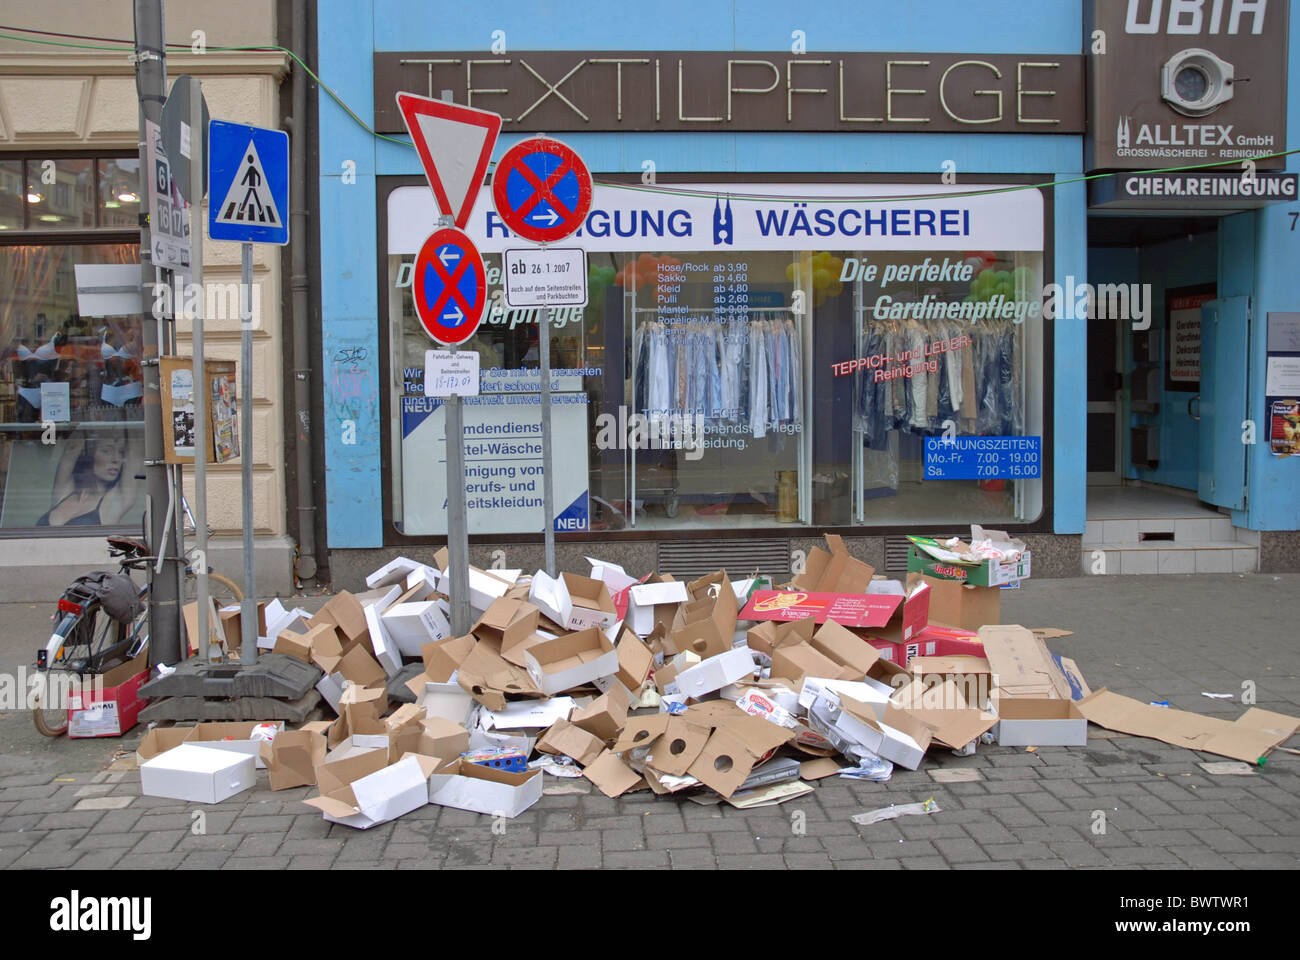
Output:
[1086,313,1123,484]
[1197,297,1250,510]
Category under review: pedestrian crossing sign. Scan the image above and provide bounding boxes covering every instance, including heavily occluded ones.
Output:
[208,120,289,245]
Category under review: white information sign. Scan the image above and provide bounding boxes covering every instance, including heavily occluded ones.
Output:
[424,350,480,397]
[1265,356,1300,396]
[503,248,588,308]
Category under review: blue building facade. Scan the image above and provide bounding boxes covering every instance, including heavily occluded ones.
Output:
[314,1,1299,580]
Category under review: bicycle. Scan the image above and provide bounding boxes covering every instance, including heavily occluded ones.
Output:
[32,500,243,738]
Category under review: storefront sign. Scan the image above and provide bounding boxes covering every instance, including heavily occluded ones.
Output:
[374,51,1084,133]
[389,182,1045,255]
[1166,286,1214,391]
[400,393,590,534]
[1089,171,1299,210]
[1086,0,1289,170]
[922,436,1042,480]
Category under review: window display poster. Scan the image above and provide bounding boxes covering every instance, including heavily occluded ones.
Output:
[1265,313,1300,459]
[0,431,144,529]
[164,362,197,461]
[209,361,239,464]
[399,392,589,535]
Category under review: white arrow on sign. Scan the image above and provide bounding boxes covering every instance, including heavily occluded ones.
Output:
[438,247,461,268]
[530,209,560,226]
[442,304,463,322]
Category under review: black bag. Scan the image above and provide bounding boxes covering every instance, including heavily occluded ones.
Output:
[68,571,144,624]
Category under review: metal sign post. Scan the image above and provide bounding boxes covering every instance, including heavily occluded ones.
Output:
[443,324,471,636]
[240,241,257,663]
[538,258,556,578]
[186,77,211,662]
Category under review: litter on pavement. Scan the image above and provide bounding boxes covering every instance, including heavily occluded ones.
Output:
[126,530,1300,825]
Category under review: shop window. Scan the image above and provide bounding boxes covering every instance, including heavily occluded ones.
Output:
[98,158,143,229]
[385,181,1046,538]
[0,161,21,231]
[0,243,144,531]
[26,159,95,229]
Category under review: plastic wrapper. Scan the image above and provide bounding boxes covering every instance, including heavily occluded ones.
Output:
[838,755,894,782]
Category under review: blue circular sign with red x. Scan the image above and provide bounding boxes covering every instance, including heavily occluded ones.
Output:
[492,137,593,243]
[412,227,486,345]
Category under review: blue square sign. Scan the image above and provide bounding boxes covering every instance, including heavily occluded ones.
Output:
[208,120,289,245]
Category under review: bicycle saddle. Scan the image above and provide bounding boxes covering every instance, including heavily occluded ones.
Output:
[106,536,149,559]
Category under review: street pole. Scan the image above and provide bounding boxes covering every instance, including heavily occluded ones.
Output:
[539,294,556,578]
[190,76,211,662]
[445,360,470,637]
[240,242,258,663]
[135,0,182,666]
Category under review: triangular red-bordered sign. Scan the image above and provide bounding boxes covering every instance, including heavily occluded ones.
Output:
[395,92,501,229]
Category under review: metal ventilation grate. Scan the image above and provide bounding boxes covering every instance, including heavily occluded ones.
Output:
[884,537,912,572]
[657,539,792,579]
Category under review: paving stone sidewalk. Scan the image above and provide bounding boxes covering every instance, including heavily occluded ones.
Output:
[2,573,1298,870]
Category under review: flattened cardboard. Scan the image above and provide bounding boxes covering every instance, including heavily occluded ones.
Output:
[644,717,711,775]
[980,624,1072,700]
[456,639,543,710]
[480,697,575,730]
[687,727,759,798]
[536,718,605,767]
[1076,689,1300,763]
[582,750,643,798]
[310,629,345,674]
[891,678,998,748]
[428,758,543,817]
[611,714,671,753]
[799,757,845,780]
[523,627,619,696]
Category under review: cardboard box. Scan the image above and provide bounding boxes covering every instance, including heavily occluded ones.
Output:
[528,570,573,629]
[456,640,543,710]
[381,601,452,657]
[273,622,336,664]
[415,718,470,770]
[479,697,576,730]
[140,742,256,803]
[891,677,999,749]
[136,725,193,764]
[217,601,265,651]
[995,697,1088,747]
[643,717,711,775]
[907,536,1031,587]
[427,759,543,817]
[810,620,881,680]
[413,682,476,726]
[614,630,654,692]
[260,728,327,790]
[336,645,388,689]
[625,579,688,636]
[739,585,929,643]
[421,634,476,683]
[306,752,439,829]
[746,617,813,657]
[472,597,541,653]
[312,591,370,647]
[364,604,403,678]
[980,625,1073,700]
[365,556,424,590]
[669,647,757,701]
[524,627,618,695]
[186,721,285,769]
[570,684,630,742]
[67,651,150,739]
[310,629,345,674]
[790,533,875,593]
[561,573,618,630]
[922,575,1001,631]
[799,676,894,721]
[770,643,857,687]
[316,671,346,712]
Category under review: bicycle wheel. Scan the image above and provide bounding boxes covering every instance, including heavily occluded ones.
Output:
[32,687,69,738]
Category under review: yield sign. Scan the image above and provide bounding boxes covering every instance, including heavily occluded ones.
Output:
[396,92,501,229]
[412,227,486,345]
